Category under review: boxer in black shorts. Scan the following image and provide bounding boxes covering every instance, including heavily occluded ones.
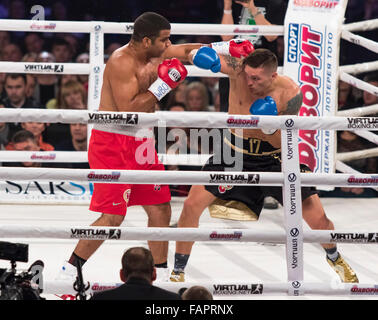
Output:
[170,48,358,284]
[203,129,318,218]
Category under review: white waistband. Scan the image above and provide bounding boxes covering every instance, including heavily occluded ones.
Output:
[92,123,154,138]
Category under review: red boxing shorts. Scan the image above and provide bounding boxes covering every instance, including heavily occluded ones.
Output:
[88,128,171,216]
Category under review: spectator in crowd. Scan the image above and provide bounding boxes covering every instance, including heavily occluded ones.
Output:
[1,43,23,62]
[2,130,46,168]
[0,104,15,150]
[361,72,378,108]
[33,52,59,107]
[54,123,90,169]
[338,80,356,111]
[50,1,68,21]
[165,81,188,110]
[3,73,41,109]
[24,33,44,56]
[200,77,219,107]
[56,80,87,110]
[185,81,210,112]
[105,42,122,56]
[181,286,213,300]
[17,122,54,151]
[90,247,181,300]
[0,72,6,101]
[0,31,10,53]
[51,38,71,63]
[44,80,87,148]
[63,34,79,62]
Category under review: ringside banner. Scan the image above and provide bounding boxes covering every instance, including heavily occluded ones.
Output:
[284,0,347,176]
[0,180,92,204]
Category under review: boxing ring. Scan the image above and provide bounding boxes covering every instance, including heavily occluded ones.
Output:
[0,1,378,299]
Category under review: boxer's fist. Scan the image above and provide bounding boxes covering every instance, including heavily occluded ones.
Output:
[192,47,221,73]
[149,58,187,101]
[250,96,278,135]
[211,39,254,58]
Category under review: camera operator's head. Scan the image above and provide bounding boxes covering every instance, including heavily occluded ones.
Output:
[120,247,156,284]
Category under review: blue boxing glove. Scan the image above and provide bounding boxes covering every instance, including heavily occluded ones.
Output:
[192,46,221,73]
[249,96,278,134]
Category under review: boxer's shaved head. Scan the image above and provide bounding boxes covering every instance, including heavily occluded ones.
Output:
[132,12,171,43]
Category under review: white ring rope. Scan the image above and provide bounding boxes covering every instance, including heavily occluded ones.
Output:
[342,18,378,32]
[0,167,377,188]
[339,61,378,75]
[352,130,378,146]
[337,103,378,117]
[337,147,378,162]
[44,281,378,296]
[340,72,378,97]
[0,224,376,244]
[336,160,378,192]
[0,19,284,36]
[0,61,282,78]
[341,30,378,54]
[0,109,377,130]
[0,150,211,166]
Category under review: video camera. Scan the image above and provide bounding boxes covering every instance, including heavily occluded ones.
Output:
[0,241,44,300]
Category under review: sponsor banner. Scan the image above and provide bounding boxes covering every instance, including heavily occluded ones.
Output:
[284,0,347,174]
[281,127,304,295]
[226,116,259,128]
[347,175,378,186]
[330,232,378,243]
[208,173,260,184]
[88,112,139,125]
[293,0,340,10]
[30,22,56,31]
[24,63,64,73]
[209,231,243,241]
[350,285,378,296]
[0,180,92,204]
[347,117,378,129]
[213,284,263,295]
[87,171,121,182]
[70,228,121,240]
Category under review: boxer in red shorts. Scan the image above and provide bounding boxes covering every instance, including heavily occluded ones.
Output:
[88,128,171,215]
[58,12,205,281]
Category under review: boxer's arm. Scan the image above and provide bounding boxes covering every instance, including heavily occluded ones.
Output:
[188,48,243,77]
[280,90,303,115]
[163,44,206,62]
[107,59,156,112]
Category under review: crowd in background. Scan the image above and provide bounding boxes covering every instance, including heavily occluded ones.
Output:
[0,0,377,198]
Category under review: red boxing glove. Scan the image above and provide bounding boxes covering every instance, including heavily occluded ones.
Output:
[211,39,255,58]
[148,58,188,101]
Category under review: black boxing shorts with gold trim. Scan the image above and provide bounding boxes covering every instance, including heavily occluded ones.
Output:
[204,130,317,220]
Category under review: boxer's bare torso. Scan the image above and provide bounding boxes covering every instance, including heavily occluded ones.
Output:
[220,55,302,148]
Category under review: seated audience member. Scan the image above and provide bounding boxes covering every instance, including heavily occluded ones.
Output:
[21,122,54,151]
[0,104,15,151]
[181,286,213,300]
[44,80,87,147]
[54,123,89,168]
[24,33,44,55]
[2,130,47,167]
[185,81,210,112]
[33,51,59,107]
[2,43,23,62]
[90,247,181,300]
[3,73,41,109]
[51,38,71,63]
[362,72,378,108]
[57,80,87,110]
